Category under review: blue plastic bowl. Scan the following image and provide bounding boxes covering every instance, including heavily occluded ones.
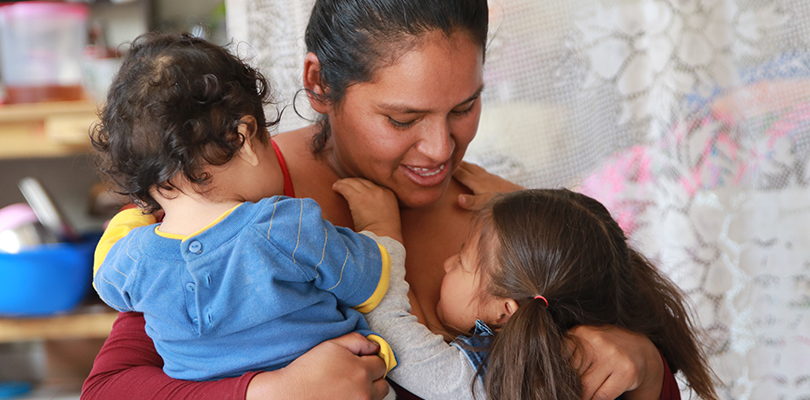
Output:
[0,235,99,316]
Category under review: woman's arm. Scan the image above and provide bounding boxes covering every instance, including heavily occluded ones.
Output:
[81,312,257,400]
[82,312,390,400]
[363,233,483,400]
[570,325,666,400]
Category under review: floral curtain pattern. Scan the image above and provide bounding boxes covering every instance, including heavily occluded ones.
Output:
[226,0,810,398]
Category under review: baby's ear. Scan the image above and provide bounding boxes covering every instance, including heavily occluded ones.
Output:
[236,116,259,167]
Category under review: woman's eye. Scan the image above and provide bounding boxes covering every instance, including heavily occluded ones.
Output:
[451,102,476,117]
[388,116,416,129]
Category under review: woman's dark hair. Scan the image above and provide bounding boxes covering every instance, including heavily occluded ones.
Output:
[473,189,718,400]
[91,32,278,213]
[304,0,488,153]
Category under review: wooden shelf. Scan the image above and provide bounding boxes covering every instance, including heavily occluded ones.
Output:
[0,305,117,343]
[0,100,100,159]
[0,100,98,123]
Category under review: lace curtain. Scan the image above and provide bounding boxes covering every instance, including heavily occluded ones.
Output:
[226,1,810,398]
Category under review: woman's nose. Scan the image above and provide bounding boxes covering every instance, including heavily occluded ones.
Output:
[416,120,454,162]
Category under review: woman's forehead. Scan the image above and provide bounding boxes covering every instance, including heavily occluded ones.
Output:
[355,31,484,110]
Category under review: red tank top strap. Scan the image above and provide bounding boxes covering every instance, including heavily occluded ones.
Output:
[270,138,295,198]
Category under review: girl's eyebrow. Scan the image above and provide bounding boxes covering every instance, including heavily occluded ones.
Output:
[378,84,485,114]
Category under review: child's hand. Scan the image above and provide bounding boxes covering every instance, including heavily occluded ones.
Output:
[332,178,402,243]
[453,161,524,211]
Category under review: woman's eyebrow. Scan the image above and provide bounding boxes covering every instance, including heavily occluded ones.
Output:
[378,84,485,114]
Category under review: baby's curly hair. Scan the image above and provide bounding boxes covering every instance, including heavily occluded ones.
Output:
[91,32,279,213]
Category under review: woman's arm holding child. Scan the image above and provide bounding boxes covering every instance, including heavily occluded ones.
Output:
[82,312,389,400]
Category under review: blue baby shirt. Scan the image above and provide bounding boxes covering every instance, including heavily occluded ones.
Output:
[95,196,392,380]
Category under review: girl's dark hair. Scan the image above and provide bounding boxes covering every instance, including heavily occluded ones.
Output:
[304,0,488,153]
[91,32,278,213]
[475,189,718,400]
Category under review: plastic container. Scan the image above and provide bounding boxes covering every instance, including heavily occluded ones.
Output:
[0,235,98,316]
[0,2,89,103]
[0,203,59,254]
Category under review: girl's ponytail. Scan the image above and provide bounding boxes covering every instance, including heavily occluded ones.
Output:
[483,299,580,400]
[626,250,720,400]
[477,189,718,400]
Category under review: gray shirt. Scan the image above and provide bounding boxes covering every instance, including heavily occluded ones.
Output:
[365,234,485,400]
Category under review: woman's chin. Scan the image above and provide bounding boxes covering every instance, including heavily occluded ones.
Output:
[394,180,452,209]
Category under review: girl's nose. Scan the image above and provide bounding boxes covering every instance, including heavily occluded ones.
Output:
[443,254,457,273]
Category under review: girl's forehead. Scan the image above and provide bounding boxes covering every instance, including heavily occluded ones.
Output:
[460,227,486,262]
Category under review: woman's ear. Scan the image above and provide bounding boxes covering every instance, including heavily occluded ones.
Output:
[303,52,329,114]
[236,116,260,167]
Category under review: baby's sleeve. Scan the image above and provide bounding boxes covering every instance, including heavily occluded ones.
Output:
[261,197,395,310]
[94,208,156,277]
[93,232,139,313]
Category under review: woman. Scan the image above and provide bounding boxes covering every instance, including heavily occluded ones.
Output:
[82,1,669,399]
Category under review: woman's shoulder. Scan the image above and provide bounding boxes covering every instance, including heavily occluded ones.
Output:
[272,128,355,228]
[272,128,337,195]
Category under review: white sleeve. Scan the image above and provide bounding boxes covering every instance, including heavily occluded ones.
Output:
[361,233,485,400]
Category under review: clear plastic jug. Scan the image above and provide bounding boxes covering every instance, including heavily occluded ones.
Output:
[0,2,89,103]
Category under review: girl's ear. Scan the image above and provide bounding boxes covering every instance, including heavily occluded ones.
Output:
[303,52,329,114]
[494,298,520,325]
[237,116,260,167]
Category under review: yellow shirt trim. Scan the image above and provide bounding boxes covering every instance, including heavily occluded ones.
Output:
[94,204,243,290]
[154,204,241,242]
[352,243,391,313]
[366,334,397,375]
[94,208,157,279]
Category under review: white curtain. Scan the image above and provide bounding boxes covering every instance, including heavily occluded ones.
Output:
[226,1,810,398]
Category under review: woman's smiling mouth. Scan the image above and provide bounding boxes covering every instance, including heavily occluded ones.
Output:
[408,164,445,177]
[402,163,450,187]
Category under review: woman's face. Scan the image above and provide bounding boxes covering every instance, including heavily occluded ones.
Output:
[323,31,484,209]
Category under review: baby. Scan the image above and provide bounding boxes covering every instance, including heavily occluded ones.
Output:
[90,32,400,381]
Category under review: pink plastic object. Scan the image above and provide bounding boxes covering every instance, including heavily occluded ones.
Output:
[0,203,38,232]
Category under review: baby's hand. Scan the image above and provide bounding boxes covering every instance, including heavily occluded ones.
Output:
[332,178,402,243]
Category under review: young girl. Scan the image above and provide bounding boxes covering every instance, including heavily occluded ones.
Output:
[341,185,719,400]
[91,32,401,382]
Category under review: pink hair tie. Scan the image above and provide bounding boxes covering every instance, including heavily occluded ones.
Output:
[534,295,549,308]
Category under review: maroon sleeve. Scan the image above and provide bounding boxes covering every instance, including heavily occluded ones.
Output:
[81,312,260,400]
[660,353,681,400]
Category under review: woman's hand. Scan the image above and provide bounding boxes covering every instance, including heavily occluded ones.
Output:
[246,333,390,400]
[453,161,524,210]
[568,325,664,400]
[333,178,402,242]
